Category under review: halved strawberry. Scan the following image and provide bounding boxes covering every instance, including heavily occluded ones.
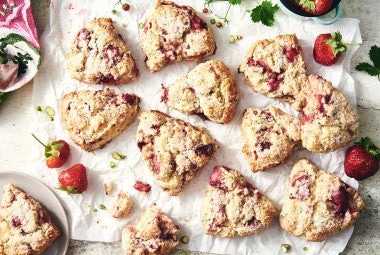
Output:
[313,31,352,66]
[58,164,88,194]
[32,134,70,168]
[295,0,332,15]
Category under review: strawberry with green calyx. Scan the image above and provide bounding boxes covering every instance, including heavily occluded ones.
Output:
[294,0,332,15]
[313,31,354,66]
[32,134,70,168]
[344,137,380,181]
[58,164,88,194]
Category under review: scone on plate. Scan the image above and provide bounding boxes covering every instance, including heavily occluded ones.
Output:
[141,0,216,72]
[67,18,138,85]
[162,59,239,123]
[241,106,301,172]
[61,88,140,151]
[239,34,307,108]
[201,166,277,237]
[121,206,180,255]
[136,110,218,195]
[279,159,365,242]
[298,74,359,152]
[0,184,61,255]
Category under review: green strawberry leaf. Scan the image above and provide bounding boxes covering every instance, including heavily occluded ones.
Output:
[356,62,380,76]
[58,185,79,194]
[359,137,380,159]
[369,45,380,69]
[250,0,279,27]
[228,0,242,5]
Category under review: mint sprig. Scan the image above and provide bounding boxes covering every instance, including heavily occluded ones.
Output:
[355,45,380,81]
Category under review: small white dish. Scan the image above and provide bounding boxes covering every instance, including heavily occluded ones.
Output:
[0,171,69,255]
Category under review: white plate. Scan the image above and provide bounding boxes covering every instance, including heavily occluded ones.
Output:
[0,171,69,255]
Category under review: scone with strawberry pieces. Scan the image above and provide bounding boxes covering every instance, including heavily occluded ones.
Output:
[162,60,239,123]
[280,159,365,242]
[241,106,301,172]
[0,184,61,255]
[201,166,276,237]
[67,18,138,85]
[61,88,140,151]
[141,0,216,72]
[239,34,307,108]
[121,206,180,255]
[136,110,218,195]
[298,74,358,153]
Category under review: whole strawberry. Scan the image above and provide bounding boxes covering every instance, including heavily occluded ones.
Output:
[313,31,351,66]
[344,137,380,180]
[58,164,88,193]
[32,134,70,168]
[295,0,332,15]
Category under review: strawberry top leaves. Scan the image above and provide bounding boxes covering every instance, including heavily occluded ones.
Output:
[228,0,242,5]
[355,45,380,81]
[250,0,279,27]
[358,137,380,159]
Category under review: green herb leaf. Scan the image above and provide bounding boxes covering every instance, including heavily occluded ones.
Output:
[12,52,32,76]
[356,45,380,81]
[369,45,380,69]
[250,0,279,27]
[228,0,242,5]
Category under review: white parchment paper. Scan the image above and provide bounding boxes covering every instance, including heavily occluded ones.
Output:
[30,0,362,254]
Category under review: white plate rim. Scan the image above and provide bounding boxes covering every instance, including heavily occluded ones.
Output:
[0,171,69,255]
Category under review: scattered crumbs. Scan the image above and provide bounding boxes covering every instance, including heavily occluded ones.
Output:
[104,180,116,195]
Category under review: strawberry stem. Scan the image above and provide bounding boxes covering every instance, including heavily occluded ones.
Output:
[32,134,47,148]
[358,137,380,159]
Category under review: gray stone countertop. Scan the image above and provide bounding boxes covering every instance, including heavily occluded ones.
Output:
[1,0,379,254]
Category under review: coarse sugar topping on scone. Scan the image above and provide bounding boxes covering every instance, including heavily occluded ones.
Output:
[201,166,277,237]
[0,184,61,255]
[279,159,365,242]
[241,106,301,172]
[141,0,216,72]
[298,74,359,152]
[136,110,218,195]
[239,34,307,107]
[121,206,180,255]
[67,17,139,85]
[60,88,140,151]
[163,59,239,123]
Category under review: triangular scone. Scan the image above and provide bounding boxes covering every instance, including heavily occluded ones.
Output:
[280,159,365,242]
[141,1,216,72]
[136,110,218,195]
[162,60,239,123]
[241,107,301,172]
[201,166,277,237]
[67,18,138,85]
[0,184,61,255]
[298,74,359,152]
[122,206,180,255]
[239,34,307,108]
[61,88,140,151]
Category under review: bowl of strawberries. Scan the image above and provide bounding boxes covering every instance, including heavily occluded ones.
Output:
[279,0,342,24]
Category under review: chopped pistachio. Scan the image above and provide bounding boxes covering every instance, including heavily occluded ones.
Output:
[99,204,107,210]
[281,244,291,253]
[93,208,98,212]
[45,106,55,117]
[236,34,243,40]
[229,36,236,44]
[112,9,117,14]
[121,23,127,28]
[112,151,126,160]
[83,203,91,208]
[109,161,116,168]
[180,250,188,255]
[215,21,223,28]
[180,236,189,244]
[36,106,42,111]
[303,247,308,251]
[138,23,144,29]
[210,18,216,24]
